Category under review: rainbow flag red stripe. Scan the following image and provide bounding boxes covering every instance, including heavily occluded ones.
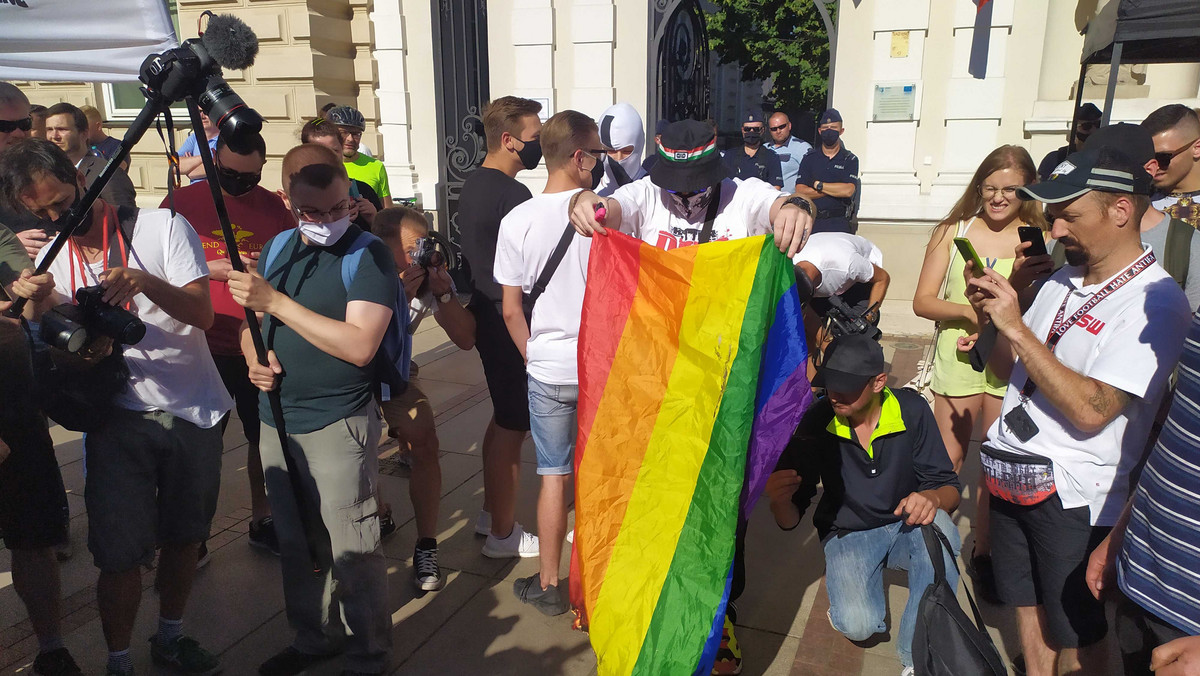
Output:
[570,231,812,675]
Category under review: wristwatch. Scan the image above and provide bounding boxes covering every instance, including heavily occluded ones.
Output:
[437,291,454,304]
[814,180,825,193]
[783,195,815,217]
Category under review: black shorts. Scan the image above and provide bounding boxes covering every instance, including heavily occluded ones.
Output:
[0,414,69,550]
[213,353,261,446]
[990,491,1111,648]
[469,292,530,432]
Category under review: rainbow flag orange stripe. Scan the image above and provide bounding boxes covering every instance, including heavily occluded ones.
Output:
[570,232,812,676]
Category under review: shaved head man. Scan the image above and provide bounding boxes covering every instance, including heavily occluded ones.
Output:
[767,111,813,193]
[1143,104,1200,229]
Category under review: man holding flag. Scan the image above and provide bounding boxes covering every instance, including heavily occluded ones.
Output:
[568,119,815,675]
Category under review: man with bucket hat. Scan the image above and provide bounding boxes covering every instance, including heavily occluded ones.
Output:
[965,146,1190,676]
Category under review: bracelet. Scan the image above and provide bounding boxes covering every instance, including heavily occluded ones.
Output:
[783,195,814,217]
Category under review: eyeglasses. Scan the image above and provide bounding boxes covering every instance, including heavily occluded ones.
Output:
[581,149,606,162]
[1075,120,1101,132]
[294,200,352,222]
[769,124,788,132]
[0,117,32,133]
[742,126,763,133]
[979,185,1021,199]
[341,128,364,138]
[1154,137,1199,171]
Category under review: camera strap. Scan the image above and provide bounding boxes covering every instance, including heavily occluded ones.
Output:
[526,222,577,311]
[697,182,723,244]
[68,204,136,306]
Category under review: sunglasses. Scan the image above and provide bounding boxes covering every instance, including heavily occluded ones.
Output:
[742,126,763,133]
[1154,137,1199,171]
[769,124,788,132]
[0,117,33,134]
[1075,120,1100,132]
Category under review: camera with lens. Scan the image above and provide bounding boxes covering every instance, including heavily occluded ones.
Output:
[137,14,262,139]
[412,237,445,269]
[40,285,147,354]
[824,295,882,342]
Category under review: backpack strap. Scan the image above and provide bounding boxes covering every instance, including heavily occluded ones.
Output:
[922,523,1000,656]
[1164,217,1193,290]
[338,229,379,291]
[697,181,724,244]
[260,229,299,280]
[527,224,577,310]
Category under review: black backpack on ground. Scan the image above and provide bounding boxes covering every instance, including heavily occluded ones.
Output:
[911,523,1007,676]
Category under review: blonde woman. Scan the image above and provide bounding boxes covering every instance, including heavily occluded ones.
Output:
[913,145,1047,596]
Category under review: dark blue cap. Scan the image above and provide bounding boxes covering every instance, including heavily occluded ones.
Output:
[819,109,842,125]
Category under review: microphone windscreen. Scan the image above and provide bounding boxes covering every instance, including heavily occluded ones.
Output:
[202,14,259,71]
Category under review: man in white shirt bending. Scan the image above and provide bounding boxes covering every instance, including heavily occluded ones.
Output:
[966,147,1191,676]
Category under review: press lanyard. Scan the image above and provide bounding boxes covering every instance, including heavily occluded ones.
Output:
[68,204,128,303]
[1019,249,1156,399]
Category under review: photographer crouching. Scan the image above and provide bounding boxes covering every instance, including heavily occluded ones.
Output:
[0,138,232,676]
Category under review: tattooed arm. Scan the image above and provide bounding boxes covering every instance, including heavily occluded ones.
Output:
[1006,321,1132,434]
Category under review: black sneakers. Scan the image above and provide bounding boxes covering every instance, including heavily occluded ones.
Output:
[512,574,570,616]
[413,540,442,591]
[249,517,281,556]
[33,648,82,676]
[258,647,338,676]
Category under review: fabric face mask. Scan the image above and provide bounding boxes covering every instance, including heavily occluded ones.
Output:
[215,165,261,197]
[819,128,840,147]
[668,187,714,220]
[516,138,542,170]
[298,213,352,246]
[590,155,606,190]
[743,131,763,146]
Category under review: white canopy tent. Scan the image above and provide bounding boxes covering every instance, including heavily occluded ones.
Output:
[0,0,177,82]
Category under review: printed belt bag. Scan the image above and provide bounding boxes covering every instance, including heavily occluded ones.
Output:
[980,445,1057,506]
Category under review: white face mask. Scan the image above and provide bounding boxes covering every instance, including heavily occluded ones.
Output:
[297,213,352,246]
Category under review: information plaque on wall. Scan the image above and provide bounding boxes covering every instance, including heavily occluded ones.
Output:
[872,84,916,122]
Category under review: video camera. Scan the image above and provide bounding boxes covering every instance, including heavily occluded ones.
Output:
[138,13,261,138]
[824,295,882,341]
[39,285,146,354]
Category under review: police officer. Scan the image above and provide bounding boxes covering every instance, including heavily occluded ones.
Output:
[726,113,784,189]
[768,111,813,193]
[796,109,860,234]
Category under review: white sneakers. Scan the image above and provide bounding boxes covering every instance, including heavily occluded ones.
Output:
[475,510,492,536]
[482,522,540,559]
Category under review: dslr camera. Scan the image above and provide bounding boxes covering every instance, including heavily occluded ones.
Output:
[40,285,147,354]
[412,237,445,269]
[824,295,882,342]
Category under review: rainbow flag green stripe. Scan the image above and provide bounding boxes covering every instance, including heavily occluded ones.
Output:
[571,232,810,676]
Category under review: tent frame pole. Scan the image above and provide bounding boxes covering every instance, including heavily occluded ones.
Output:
[1102,41,1124,126]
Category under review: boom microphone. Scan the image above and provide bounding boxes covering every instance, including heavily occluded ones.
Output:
[201,13,259,71]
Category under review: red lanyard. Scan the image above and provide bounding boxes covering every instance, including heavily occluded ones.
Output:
[1020,249,1156,399]
[68,203,128,301]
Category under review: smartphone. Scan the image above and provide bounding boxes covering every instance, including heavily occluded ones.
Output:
[348,181,361,199]
[953,237,987,277]
[1019,226,1048,257]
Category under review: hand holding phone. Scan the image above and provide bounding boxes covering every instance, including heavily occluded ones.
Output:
[1018,226,1048,257]
[954,237,986,278]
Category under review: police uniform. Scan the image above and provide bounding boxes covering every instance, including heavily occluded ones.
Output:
[797,145,859,234]
[726,145,784,188]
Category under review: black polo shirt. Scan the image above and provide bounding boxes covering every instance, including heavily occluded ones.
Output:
[725,145,783,188]
[796,144,859,234]
[776,387,961,540]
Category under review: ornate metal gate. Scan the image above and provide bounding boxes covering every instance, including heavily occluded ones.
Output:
[648,0,711,127]
[432,0,489,246]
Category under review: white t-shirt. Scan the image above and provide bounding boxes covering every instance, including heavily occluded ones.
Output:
[985,247,1190,525]
[611,176,780,250]
[406,276,459,335]
[39,209,233,429]
[791,232,883,297]
[493,189,591,385]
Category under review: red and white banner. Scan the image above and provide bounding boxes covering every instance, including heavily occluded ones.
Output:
[0,0,177,82]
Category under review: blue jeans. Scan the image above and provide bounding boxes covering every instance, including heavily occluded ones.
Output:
[823,509,961,667]
[527,375,578,476]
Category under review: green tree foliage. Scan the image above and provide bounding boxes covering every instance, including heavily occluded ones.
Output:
[707,0,834,113]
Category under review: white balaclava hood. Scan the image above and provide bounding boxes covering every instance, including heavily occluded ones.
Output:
[596,103,647,196]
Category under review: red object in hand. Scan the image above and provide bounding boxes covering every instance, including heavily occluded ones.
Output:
[595,206,606,223]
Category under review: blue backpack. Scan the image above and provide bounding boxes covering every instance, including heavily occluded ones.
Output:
[259,228,411,396]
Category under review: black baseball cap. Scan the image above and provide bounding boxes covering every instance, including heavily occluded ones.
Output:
[1018,147,1153,204]
[1078,102,1103,121]
[1082,123,1154,165]
[813,334,886,393]
[650,119,732,193]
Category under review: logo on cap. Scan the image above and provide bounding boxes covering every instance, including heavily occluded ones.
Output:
[1051,161,1076,178]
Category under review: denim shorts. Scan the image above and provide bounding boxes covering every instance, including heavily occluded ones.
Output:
[527,375,578,476]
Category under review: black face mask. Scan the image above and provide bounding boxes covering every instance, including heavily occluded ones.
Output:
[516,138,542,170]
[215,163,261,197]
[820,128,840,147]
[590,154,606,190]
[743,131,763,146]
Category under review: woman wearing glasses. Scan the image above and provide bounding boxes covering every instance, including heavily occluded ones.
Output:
[912,145,1048,601]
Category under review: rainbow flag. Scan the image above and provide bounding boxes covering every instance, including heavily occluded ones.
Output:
[570,231,812,676]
